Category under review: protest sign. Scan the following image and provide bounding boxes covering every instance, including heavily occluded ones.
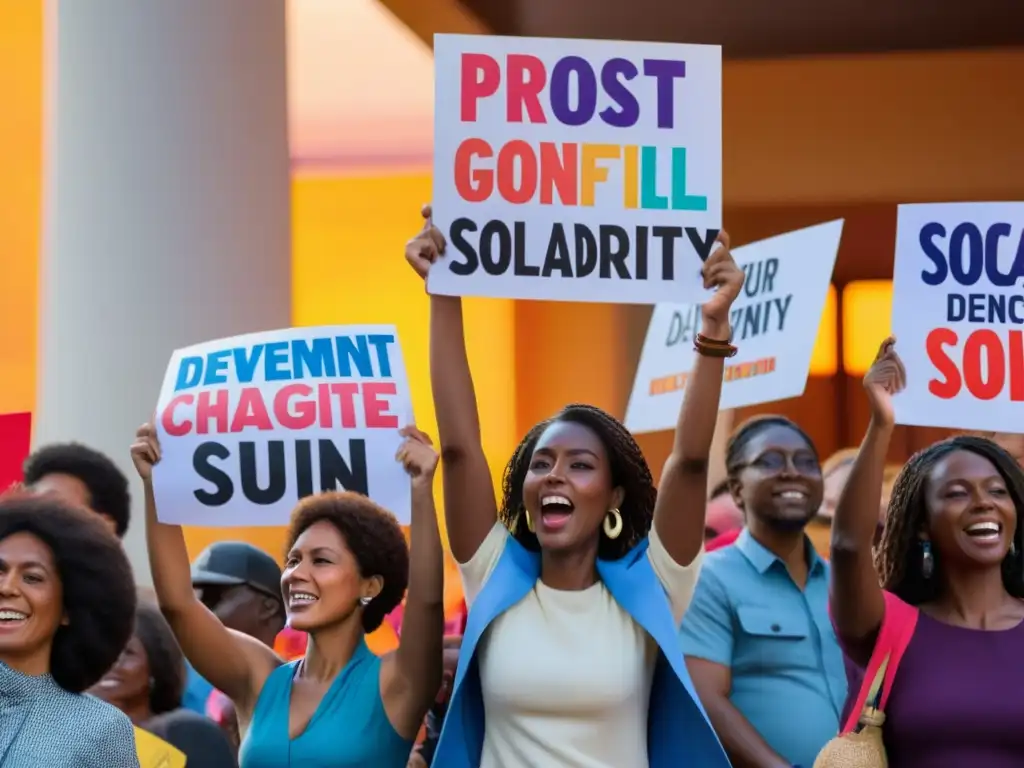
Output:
[625,221,843,433]
[152,326,413,526]
[430,34,722,305]
[134,727,186,768]
[892,203,1024,431]
[0,412,31,490]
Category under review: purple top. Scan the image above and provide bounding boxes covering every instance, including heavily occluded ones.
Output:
[853,611,1024,766]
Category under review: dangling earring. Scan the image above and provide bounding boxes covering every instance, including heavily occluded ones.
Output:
[921,540,934,579]
[603,508,623,540]
[1012,540,1018,556]
[524,507,535,533]
[359,596,372,606]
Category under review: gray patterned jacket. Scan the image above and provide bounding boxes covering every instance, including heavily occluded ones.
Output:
[0,662,140,767]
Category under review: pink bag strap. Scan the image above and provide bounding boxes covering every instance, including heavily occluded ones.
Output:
[840,591,919,734]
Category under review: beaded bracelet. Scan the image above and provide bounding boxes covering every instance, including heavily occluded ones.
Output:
[694,332,738,358]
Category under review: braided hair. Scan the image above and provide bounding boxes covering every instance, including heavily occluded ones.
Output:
[498,404,656,560]
[725,415,818,477]
[876,435,1024,605]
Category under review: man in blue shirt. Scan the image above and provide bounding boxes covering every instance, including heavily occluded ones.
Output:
[680,416,848,768]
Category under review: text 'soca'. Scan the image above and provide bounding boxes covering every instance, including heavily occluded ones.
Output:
[892,202,1024,432]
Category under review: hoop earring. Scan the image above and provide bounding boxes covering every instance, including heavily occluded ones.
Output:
[921,540,934,579]
[359,596,372,606]
[603,508,623,540]
[513,506,535,534]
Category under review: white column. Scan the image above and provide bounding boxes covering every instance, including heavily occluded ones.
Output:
[38,0,292,583]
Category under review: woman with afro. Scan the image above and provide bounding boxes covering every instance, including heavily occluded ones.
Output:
[132,421,446,768]
[405,204,744,768]
[0,493,139,766]
[829,337,1024,766]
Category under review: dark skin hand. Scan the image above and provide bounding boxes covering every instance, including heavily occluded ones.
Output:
[653,230,745,567]
[829,337,905,661]
[405,205,494,567]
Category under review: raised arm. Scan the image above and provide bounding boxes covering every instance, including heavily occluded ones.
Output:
[829,338,906,659]
[381,426,445,739]
[405,205,497,563]
[654,232,744,566]
[131,424,280,709]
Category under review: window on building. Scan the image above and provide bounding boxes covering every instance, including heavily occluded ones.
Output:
[842,280,893,375]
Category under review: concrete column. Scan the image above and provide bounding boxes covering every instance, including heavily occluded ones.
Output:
[38,0,292,583]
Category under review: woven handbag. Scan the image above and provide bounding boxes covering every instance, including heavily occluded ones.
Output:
[812,655,890,767]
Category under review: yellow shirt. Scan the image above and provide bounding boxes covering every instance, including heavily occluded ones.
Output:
[134,727,186,768]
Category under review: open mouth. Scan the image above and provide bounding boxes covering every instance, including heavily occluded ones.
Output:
[773,488,809,503]
[0,610,28,629]
[288,592,319,610]
[963,521,1002,543]
[539,495,574,531]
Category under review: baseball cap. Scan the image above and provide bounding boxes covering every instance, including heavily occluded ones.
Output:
[190,541,282,601]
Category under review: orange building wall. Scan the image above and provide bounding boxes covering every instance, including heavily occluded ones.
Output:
[721,49,1024,205]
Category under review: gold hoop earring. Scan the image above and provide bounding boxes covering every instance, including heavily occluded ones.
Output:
[603,508,623,539]
[525,508,535,533]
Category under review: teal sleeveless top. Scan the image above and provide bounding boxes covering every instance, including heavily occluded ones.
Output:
[239,639,412,767]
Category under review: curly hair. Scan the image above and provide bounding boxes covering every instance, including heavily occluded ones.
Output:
[876,435,1024,604]
[285,492,409,633]
[0,493,136,693]
[134,601,186,716]
[498,403,657,561]
[724,414,818,477]
[23,443,131,538]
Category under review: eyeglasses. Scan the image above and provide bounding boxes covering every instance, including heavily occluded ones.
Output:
[737,449,821,476]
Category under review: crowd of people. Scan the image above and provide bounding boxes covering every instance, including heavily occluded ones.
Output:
[2,207,1023,767]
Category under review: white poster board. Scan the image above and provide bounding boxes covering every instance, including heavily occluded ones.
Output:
[152,325,413,526]
[625,220,843,433]
[892,202,1024,431]
[429,33,722,305]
